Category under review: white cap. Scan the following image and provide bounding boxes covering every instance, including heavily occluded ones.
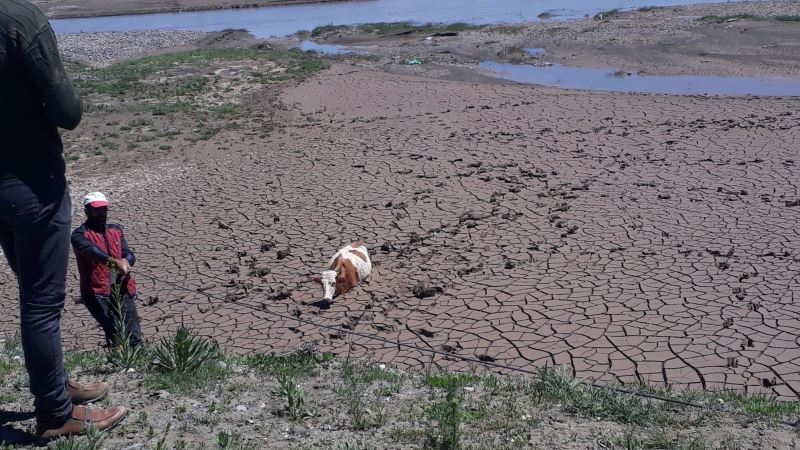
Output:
[83,192,108,208]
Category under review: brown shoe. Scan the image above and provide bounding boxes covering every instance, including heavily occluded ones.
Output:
[68,380,109,404]
[37,405,127,440]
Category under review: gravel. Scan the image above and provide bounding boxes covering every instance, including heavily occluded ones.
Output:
[57,30,209,66]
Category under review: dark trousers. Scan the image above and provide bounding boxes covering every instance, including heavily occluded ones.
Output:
[0,174,72,427]
[82,291,142,348]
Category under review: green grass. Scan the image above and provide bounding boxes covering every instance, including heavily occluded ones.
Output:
[356,21,480,35]
[244,350,333,378]
[614,428,708,450]
[64,350,106,373]
[145,360,231,395]
[71,48,328,100]
[716,391,800,417]
[311,24,351,36]
[594,8,623,20]
[3,335,21,358]
[699,14,763,23]
[0,359,12,383]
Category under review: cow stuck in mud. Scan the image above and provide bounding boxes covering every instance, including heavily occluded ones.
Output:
[311,242,372,301]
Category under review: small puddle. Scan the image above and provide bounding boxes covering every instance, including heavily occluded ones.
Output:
[479,61,800,97]
[524,48,545,58]
[298,40,369,55]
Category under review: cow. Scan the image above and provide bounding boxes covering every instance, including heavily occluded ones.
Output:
[311,242,372,301]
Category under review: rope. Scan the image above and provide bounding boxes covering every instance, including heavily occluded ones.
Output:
[132,269,798,427]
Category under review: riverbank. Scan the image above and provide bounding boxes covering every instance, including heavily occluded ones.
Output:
[33,0,352,19]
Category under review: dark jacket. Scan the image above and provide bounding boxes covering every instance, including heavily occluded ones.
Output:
[0,0,82,179]
[71,222,137,297]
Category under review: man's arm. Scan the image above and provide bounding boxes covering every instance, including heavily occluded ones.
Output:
[71,227,109,263]
[22,22,83,130]
[120,233,136,267]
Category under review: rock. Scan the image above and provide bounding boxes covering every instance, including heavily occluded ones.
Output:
[216,360,228,370]
[258,402,267,409]
[126,380,141,390]
[126,367,136,373]
[292,426,308,436]
[155,390,171,399]
[236,404,247,412]
[122,444,145,450]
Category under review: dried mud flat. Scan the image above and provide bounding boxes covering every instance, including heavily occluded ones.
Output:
[1,2,800,446]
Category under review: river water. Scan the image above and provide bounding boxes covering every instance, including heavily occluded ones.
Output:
[52,0,751,37]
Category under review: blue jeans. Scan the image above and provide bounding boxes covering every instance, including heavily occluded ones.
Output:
[0,173,72,427]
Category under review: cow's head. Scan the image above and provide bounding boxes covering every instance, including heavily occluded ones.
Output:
[320,269,338,300]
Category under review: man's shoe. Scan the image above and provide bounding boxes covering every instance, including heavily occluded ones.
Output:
[69,380,109,404]
[37,405,127,440]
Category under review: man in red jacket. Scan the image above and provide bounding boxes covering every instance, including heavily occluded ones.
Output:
[71,192,143,348]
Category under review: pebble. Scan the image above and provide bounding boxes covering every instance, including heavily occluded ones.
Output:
[292,426,308,436]
[126,367,136,373]
[258,402,267,409]
[121,444,145,450]
[236,404,247,412]
[56,31,209,66]
[156,390,171,399]
[216,360,228,370]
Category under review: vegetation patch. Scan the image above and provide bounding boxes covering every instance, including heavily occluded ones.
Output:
[62,48,328,160]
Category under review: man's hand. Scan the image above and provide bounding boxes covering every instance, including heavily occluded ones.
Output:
[111,258,131,276]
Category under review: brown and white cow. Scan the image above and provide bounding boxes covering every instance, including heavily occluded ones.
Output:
[312,242,372,301]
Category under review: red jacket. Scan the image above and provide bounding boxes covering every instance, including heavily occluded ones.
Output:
[71,222,137,297]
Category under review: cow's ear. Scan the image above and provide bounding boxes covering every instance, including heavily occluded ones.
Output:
[309,276,322,284]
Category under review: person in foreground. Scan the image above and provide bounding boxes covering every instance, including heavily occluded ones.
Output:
[0,0,126,440]
[72,192,143,349]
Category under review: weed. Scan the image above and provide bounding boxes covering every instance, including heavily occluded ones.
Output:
[423,372,474,450]
[152,327,219,374]
[245,350,332,378]
[154,423,171,450]
[3,334,21,358]
[338,360,397,430]
[0,359,12,383]
[217,430,256,450]
[47,425,104,450]
[716,391,799,417]
[390,427,427,445]
[276,372,311,421]
[106,270,146,371]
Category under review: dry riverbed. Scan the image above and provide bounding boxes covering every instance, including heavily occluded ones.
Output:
[1,1,800,448]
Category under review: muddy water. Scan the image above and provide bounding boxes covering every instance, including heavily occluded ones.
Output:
[479,61,800,97]
[52,0,753,37]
